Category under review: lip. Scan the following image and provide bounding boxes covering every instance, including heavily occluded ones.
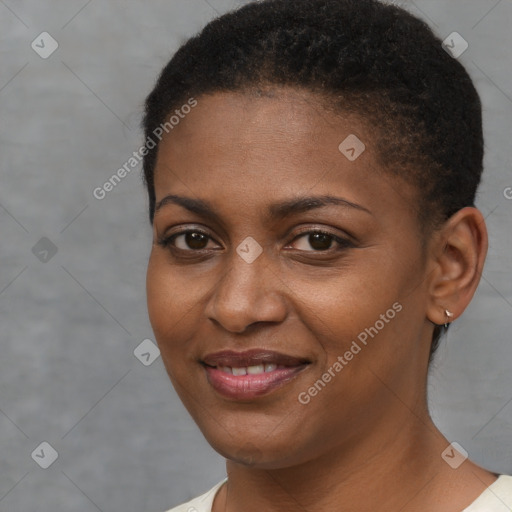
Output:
[201,349,311,400]
[202,349,310,368]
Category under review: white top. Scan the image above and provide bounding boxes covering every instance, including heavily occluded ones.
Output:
[164,474,512,512]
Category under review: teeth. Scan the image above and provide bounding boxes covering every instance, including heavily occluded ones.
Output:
[217,363,280,375]
[247,364,265,374]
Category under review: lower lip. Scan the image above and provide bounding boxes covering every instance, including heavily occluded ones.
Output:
[203,365,308,400]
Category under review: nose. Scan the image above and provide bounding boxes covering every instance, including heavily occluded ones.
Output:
[204,248,288,334]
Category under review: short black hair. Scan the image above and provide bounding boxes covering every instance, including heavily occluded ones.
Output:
[142,0,484,359]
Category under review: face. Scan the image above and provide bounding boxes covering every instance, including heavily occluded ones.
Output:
[146,88,435,469]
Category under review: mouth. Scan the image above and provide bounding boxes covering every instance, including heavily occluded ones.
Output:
[201,349,311,400]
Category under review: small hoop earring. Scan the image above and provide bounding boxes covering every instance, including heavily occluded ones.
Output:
[444,309,454,328]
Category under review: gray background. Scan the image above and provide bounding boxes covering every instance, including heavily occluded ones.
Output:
[0,0,511,510]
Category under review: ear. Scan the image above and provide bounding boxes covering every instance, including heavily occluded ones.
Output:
[425,207,488,326]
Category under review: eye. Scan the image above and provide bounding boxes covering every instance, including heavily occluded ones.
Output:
[157,229,219,251]
[157,227,353,254]
[288,229,353,252]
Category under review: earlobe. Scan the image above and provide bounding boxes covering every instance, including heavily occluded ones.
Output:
[425,207,488,327]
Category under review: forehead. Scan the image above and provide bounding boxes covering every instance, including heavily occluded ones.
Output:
[153,88,419,224]
[155,89,374,183]
[160,88,361,151]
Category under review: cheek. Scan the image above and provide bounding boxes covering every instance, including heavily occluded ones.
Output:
[146,253,188,348]
[146,254,169,332]
[288,258,418,390]
[145,251,213,365]
[283,257,403,340]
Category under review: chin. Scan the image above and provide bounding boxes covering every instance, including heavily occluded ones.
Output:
[202,429,313,470]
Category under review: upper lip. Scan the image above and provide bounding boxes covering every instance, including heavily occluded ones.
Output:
[202,349,310,368]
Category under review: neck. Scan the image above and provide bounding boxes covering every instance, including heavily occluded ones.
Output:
[215,411,494,512]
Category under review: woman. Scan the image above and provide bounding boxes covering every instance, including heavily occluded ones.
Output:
[142,0,512,510]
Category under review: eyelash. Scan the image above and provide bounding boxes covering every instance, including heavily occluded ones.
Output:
[156,227,353,255]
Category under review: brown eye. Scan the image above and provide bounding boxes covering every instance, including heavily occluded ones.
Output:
[158,229,216,251]
[291,230,351,252]
[180,232,209,250]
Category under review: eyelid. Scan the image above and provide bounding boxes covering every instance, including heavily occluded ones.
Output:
[289,225,354,242]
[286,228,354,251]
[157,226,218,248]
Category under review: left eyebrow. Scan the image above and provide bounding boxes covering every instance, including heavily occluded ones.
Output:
[266,195,372,219]
[154,193,372,222]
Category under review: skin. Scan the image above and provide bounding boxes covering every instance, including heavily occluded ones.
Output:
[146,88,494,512]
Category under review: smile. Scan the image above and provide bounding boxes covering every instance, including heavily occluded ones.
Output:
[201,349,311,400]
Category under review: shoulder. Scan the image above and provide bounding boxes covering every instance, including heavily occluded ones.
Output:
[163,479,227,512]
[463,475,512,511]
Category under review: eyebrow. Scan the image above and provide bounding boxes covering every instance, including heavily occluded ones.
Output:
[154,194,372,223]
